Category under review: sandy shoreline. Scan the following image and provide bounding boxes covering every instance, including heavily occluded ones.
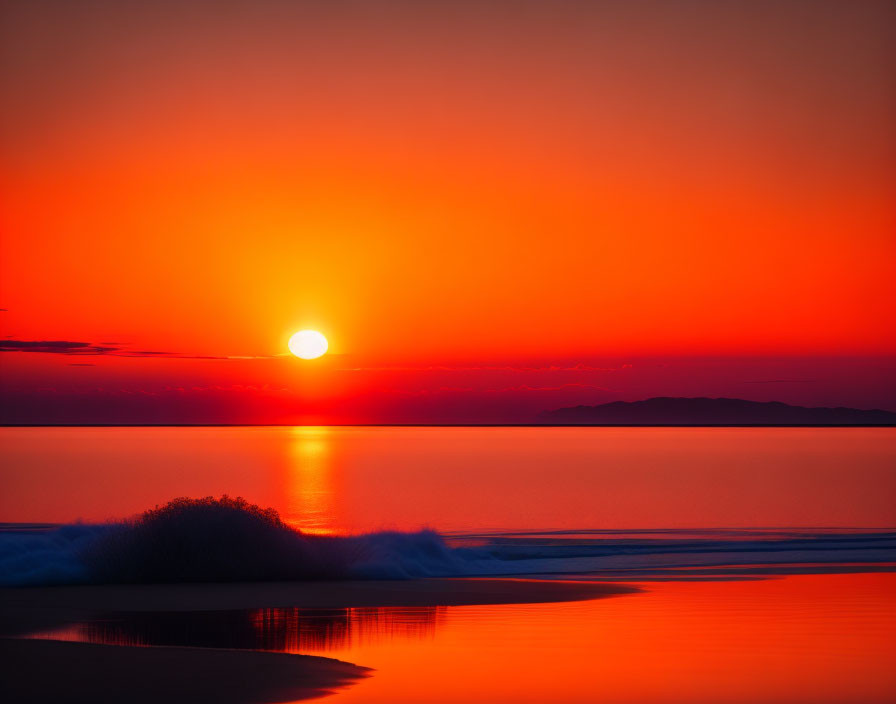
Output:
[0,637,369,703]
[0,578,634,703]
[0,577,635,636]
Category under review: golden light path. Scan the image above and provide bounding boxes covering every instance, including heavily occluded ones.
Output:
[288,330,328,359]
[287,426,335,535]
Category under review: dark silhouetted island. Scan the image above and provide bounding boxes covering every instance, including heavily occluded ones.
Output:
[539,397,896,426]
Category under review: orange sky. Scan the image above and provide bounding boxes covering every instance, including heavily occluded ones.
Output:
[1,1,894,422]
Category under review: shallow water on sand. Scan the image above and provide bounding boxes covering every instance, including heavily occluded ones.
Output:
[309,573,896,704]
[27,574,896,703]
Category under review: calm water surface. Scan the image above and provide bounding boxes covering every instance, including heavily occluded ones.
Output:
[1,427,894,531]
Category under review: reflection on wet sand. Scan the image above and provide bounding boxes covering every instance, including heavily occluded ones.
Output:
[31,605,445,653]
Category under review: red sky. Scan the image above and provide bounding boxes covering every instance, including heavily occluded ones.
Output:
[1,0,894,423]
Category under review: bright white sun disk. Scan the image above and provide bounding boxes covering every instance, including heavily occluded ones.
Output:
[288,330,328,359]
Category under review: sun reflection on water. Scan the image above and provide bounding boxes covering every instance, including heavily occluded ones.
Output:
[286,426,337,535]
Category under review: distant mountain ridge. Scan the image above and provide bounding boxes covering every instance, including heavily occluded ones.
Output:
[539,397,896,426]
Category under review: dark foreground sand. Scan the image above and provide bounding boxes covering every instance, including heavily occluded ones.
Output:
[0,638,368,704]
[0,578,634,703]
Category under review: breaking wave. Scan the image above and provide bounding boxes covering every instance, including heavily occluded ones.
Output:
[0,497,475,587]
[2,497,895,587]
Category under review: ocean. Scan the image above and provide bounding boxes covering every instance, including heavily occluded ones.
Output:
[2,427,895,702]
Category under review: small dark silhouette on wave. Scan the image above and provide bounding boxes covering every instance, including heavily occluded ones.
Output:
[1,496,468,586]
[83,496,357,583]
[539,397,896,426]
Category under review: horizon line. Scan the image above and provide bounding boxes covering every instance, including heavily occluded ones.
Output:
[2,423,895,428]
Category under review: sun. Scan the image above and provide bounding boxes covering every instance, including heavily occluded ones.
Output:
[288,330,328,359]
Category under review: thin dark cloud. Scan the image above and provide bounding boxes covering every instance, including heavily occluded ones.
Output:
[0,340,120,355]
[387,382,613,396]
[0,338,280,360]
[339,363,632,373]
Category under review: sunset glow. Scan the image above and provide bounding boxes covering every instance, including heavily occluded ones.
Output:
[1,4,894,703]
[1,1,894,424]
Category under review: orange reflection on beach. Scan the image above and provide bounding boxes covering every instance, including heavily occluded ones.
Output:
[319,573,896,704]
[30,605,444,655]
[251,606,444,652]
[20,573,896,702]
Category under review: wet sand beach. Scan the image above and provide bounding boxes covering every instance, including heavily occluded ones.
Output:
[0,578,635,704]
